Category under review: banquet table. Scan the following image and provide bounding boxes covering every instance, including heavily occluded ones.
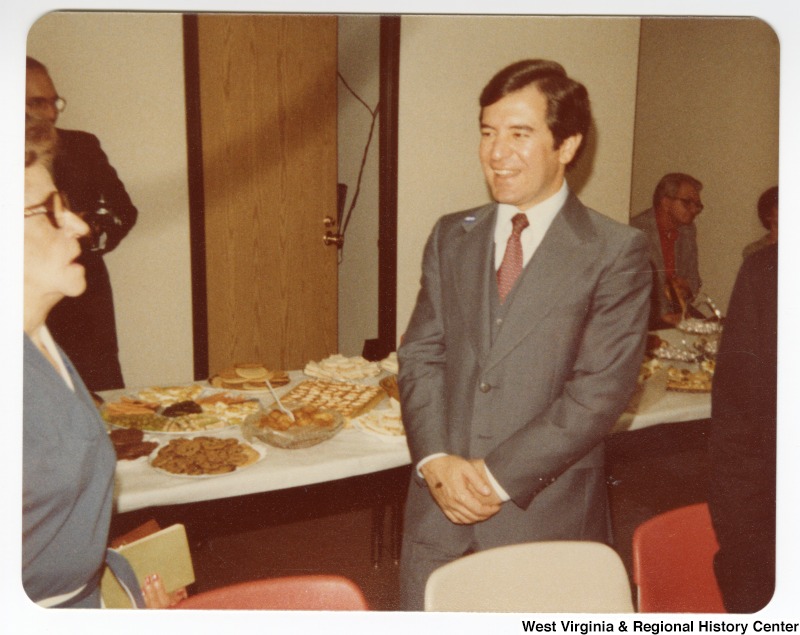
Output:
[109,328,713,515]
[107,372,411,514]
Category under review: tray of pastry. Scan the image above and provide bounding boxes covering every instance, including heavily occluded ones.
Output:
[278,379,387,420]
[244,404,344,449]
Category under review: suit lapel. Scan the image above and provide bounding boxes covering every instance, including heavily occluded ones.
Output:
[485,194,599,371]
[449,204,496,364]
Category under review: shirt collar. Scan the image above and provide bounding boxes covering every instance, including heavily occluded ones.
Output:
[496,180,568,230]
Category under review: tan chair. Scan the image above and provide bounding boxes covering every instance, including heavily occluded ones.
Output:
[424,541,634,612]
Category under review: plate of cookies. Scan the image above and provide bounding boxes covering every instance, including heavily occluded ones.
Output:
[209,362,290,391]
[148,434,265,477]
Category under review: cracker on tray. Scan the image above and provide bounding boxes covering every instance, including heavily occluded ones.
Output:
[279,379,386,419]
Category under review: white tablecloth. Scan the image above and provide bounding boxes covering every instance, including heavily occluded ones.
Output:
[114,427,410,513]
[107,371,410,513]
[613,328,713,433]
[111,330,712,513]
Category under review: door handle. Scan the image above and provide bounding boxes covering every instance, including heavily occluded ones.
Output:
[322,216,343,247]
[323,230,344,247]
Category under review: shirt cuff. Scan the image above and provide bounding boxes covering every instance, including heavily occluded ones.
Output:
[483,464,511,502]
[416,453,447,478]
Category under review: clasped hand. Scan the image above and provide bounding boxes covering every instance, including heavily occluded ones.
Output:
[420,455,502,525]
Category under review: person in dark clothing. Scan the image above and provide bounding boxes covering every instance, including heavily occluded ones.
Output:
[708,243,777,613]
[26,56,137,391]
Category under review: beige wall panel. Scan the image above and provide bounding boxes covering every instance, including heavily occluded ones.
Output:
[337,15,381,356]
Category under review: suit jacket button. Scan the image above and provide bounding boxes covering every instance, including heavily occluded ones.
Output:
[479,382,491,393]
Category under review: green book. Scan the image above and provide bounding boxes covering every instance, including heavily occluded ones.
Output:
[101,523,195,609]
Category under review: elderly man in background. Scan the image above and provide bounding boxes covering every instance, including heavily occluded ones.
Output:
[25,56,137,392]
[631,172,704,329]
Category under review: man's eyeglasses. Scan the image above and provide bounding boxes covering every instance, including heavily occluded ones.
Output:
[24,191,68,229]
[26,96,67,114]
[669,196,704,212]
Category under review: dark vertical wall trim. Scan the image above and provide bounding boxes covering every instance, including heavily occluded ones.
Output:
[378,16,400,353]
[182,14,209,380]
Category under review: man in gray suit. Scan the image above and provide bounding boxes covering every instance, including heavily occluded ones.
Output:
[397,59,652,610]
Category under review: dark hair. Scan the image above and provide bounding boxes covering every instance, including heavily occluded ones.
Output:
[26,55,49,74]
[479,59,591,158]
[652,173,703,209]
[757,185,778,229]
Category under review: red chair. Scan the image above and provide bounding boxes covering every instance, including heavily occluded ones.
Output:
[172,574,370,610]
[632,503,726,613]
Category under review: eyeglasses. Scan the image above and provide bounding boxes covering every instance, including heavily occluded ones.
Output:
[24,191,68,229]
[669,196,704,212]
[26,96,67,114]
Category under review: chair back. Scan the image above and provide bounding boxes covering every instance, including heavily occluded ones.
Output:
[424,541,634,612]
[173,574,369,610]
[632,503,726,612]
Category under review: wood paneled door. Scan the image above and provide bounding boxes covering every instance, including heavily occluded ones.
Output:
[190,14,339,375]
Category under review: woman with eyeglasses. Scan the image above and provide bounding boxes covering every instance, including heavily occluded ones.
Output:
[22,118,171,609]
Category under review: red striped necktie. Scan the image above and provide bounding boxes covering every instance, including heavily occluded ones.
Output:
[497,212,529,303]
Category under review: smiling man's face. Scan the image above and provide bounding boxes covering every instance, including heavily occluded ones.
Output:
[479,84,581,211]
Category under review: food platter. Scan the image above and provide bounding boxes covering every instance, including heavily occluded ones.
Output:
[244,404,344,449]
[209,362,290,391]
[278,379,387,420]
[102,386,264,434]
[676,317,723,335]
[148,434,266,477]
[303,354,381,381]
[108,428,159,461]
[351,402,405,442]
[665,367,713,393]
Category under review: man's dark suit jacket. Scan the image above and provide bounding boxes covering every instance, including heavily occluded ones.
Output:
[397,192,652,609]
[46,129,137,391]
[709,243,777,613]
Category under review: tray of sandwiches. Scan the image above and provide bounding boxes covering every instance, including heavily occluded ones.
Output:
[303,354,382,381]
[209,362,290,391]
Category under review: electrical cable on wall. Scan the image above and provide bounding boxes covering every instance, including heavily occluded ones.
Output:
[337,70,379,263]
